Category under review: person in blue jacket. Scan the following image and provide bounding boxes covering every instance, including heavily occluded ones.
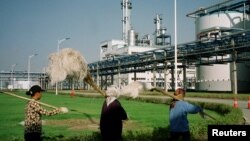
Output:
[169,88,204,141]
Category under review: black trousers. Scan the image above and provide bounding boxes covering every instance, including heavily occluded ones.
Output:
[169,131,191,141]
[24,132,42,141]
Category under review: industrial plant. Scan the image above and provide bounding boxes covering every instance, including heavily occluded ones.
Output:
[89,0,250,93]
[1,0,250,93]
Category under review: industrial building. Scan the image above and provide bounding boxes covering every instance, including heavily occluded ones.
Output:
[1,0,250,93]
[186,0,250,92]
[98,0,195,90]
[0,71,47,90]
[89,0,250,93]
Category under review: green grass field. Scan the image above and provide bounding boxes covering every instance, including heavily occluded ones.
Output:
[0,91,232,141]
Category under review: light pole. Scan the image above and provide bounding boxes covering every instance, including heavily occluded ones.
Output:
[57,37,70,52]
[56,37,70,95]
[174,0,178,90]
[1,70,4,90]
[28,54,38,89]
[11,64,16,91]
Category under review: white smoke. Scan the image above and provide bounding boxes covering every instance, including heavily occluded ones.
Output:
[106,81,151,99]
[120,81,151,98]
[46,48,88,85]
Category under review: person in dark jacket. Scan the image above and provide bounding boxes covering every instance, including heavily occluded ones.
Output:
[100,85,128,141]
[169,88,204,141]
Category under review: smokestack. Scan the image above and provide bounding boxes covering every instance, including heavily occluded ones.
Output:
[121,0,132,44]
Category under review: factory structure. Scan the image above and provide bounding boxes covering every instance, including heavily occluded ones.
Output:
[188,0,250,92]
[1,0,250,92]
[99,0,195,90]
[93,0,250,92]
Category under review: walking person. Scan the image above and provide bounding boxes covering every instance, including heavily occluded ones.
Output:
[169,88,204,141]
[100,85,128,141]
[24,85,68,141]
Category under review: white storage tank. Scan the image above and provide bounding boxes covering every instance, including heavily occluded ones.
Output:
[128,29,136,46]
[196,12,246,34]
[195,11,250,92]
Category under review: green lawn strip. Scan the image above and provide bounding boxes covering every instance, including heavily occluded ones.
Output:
[0,91,241,141]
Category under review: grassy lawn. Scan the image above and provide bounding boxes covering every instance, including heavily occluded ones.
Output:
[0,91,233,141]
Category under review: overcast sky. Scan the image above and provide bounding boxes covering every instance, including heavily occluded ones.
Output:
[0,0,222,72]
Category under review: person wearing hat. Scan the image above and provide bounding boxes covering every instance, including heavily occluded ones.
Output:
[100,85,128,141]
[169,88,204,141]
[24,85,68,141]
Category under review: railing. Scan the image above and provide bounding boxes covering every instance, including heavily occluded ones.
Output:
[88,30,250,76]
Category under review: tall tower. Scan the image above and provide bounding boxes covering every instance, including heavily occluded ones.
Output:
[121,0,132,44]
[154,14,170,46]
[154,14,162,37]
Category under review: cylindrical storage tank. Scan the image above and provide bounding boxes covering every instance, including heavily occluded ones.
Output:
[128,29,135,46]
[160,28,167,36]
[196,12,245,34]
[195,11,250,92]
